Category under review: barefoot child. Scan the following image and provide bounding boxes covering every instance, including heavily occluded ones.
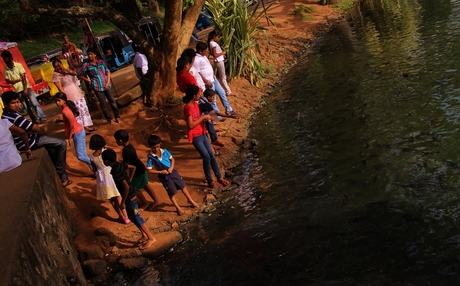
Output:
[146,135,199,216]
[114,129,162,210]
[102,148,156,249]
[89,134,130,224]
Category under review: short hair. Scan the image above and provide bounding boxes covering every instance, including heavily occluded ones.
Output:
[176,57,189,73]
[181,48,196,59]
[89,134,106,150]
[2,91,19,106]
[101,148,117,164]
[1,50,12,59]
[114,129,129,142]
[203,88,216,98]
[196,42,208,52]
[148,134,161,146]
[87,48,98,55]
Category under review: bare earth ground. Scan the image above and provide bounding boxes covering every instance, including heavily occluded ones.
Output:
[44,0,345,281]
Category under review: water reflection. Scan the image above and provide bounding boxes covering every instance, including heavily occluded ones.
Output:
[108,0,460,285]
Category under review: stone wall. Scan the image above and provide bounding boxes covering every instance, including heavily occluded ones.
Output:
[0,148,86,286]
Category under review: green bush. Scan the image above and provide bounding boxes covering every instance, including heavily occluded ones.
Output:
[205,0,272,86]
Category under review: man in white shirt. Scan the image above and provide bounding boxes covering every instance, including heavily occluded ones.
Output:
[133,45,151,107]
[193,42,236,116]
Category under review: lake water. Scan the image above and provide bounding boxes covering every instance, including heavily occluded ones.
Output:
[108,0,460,284]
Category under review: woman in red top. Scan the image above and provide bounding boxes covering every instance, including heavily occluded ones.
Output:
[55,92,94,175]
[183,85,228,188]
[176,56,199,93]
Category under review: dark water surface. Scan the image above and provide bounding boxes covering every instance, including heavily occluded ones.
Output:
[111,0,460,284]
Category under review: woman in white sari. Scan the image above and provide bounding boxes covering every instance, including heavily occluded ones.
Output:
[52,58,95,133]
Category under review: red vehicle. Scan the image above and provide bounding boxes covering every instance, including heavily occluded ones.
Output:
[0,42,50,97]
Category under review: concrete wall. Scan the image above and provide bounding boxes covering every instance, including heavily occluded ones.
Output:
[0,149,86,286]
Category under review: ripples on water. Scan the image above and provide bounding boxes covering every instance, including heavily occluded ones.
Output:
[108,0,460,285]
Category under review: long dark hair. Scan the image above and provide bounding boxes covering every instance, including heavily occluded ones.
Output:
[183,85,199,104]
[207,30,220,48]
[55,92,79,117]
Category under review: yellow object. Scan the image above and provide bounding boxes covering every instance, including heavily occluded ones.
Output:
[30,59,69,96]
[0,97,4,118]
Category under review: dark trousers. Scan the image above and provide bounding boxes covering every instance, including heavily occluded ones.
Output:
[205,120,218,143]
[95,87,119,122]
[32,135,68,182]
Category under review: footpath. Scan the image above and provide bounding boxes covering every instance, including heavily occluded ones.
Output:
[41,1,346,284]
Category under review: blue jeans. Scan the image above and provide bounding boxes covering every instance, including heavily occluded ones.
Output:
[125,198,145,227]
[73,129,93,172]
[211,77,233,113]
[95,87,120,122]
[205,120,218,142]
[32,134,68,182]
[192,134,221,183]
[26,88,46,120]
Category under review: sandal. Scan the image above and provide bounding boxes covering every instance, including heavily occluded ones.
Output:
[217,178,229,186]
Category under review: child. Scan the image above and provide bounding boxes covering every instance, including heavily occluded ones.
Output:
[54,91,93,175]
[89,134,130,224]
[198,88,236,150]
[102,148,156,249]
[146,135,199,216]
[114,129,162,210]
[183,85,229,188]
[208,30,233,96]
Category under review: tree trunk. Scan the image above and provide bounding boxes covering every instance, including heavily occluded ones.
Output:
[149,0,182,106]
[177,0,206,54]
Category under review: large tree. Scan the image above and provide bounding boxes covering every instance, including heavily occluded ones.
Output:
[17,0,205,106]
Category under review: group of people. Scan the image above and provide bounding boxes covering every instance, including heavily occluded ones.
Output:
[176,29,236,188]
[0,30,236,248]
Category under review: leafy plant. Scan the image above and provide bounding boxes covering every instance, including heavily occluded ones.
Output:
[205,0,273,86]
[333,0,355,10]
[292,4,314,19]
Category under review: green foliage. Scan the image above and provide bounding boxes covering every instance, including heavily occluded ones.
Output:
[166,95,183,104]
[205,0,272,86]
[18,21,117,59]
[183,0,195,11]
[292,4,315,19]
[333,0,355,10]
[0,0,81,40]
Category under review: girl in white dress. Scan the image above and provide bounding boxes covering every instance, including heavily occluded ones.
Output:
[89,134,130,224]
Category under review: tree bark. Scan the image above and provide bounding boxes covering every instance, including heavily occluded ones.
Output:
[177,0,206,54]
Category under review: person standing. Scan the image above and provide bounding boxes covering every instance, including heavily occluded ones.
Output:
[133,45,151,107]
[208,30,233,96]
[79,48,121,125]
[61,35,83,70]
[1,50,46,124]
[193,42,237,116]
[52,58,95,133]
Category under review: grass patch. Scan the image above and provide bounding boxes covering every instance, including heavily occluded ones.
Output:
[292,4,315,19]
[17,20,117,59]
[333,0,355,10]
